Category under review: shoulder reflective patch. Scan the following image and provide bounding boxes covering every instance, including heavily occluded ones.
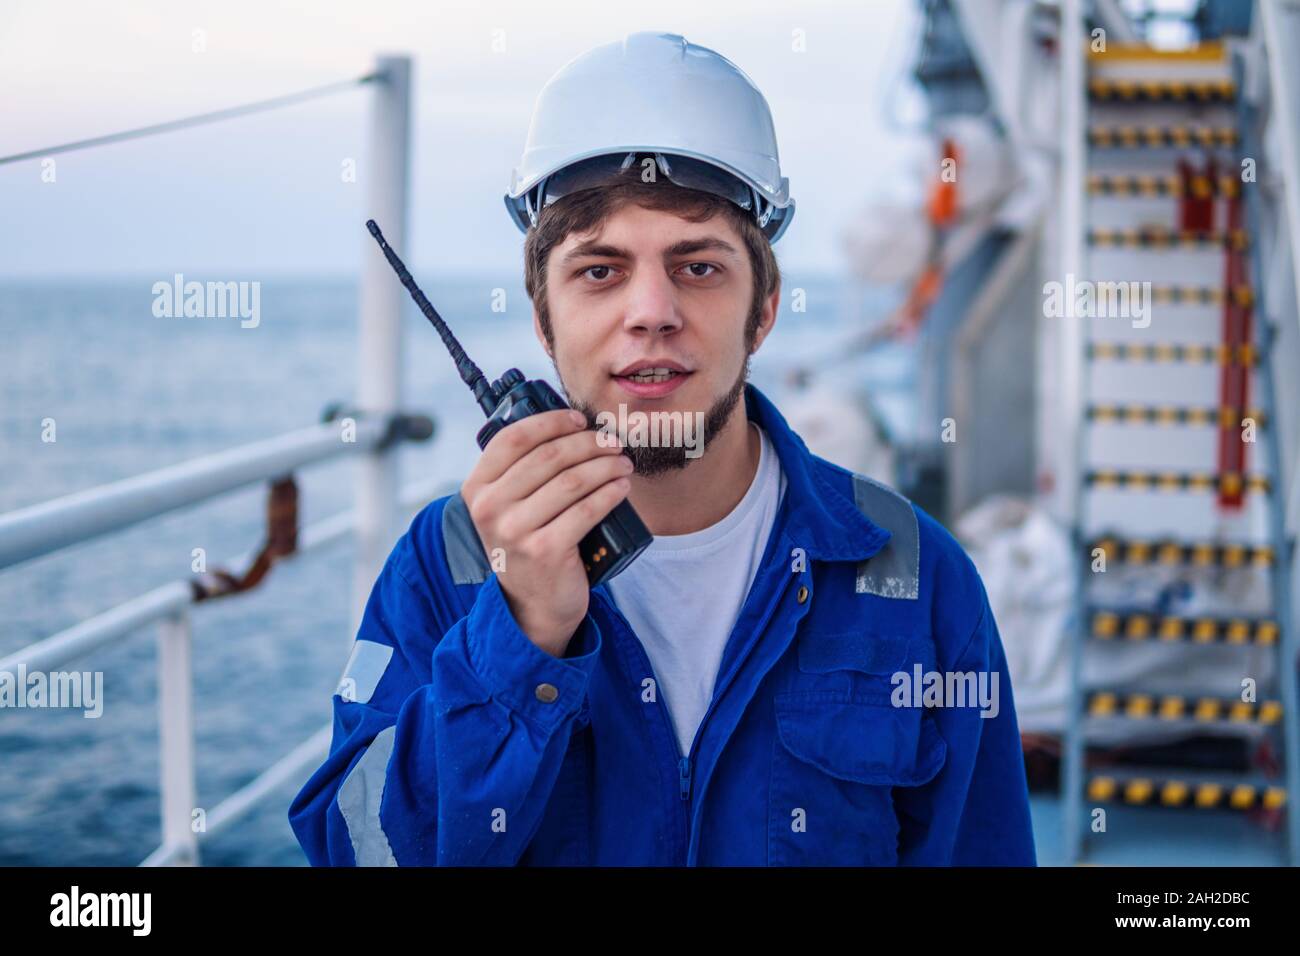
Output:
[851,474,920,600]
[336,639,393,705]
[442,491,491,585]
[338,724,398,867]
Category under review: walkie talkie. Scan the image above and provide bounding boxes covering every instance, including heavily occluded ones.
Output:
[366,219,653,587]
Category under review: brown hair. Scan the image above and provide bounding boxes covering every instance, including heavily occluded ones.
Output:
[523,177,781,351]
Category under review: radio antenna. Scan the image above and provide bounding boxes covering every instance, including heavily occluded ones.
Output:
[365,219,499,416]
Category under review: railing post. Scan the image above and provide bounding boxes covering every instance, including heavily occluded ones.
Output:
[353,54,412,636]
[157,610,198,866]
[1057,0,1085,525]
[1260,0,1300,340]
[1059,0,1087,867]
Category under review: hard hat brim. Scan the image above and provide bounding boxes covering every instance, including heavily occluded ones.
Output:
[504,147,794,243]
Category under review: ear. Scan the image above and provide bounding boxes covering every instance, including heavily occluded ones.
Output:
[749,280,781,353]
[532,305,552,358]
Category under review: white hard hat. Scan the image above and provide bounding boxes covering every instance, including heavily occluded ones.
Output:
[505,31,795,243]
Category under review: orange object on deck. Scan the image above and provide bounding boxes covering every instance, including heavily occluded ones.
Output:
[927,137,961,227]
[897,263,944,338]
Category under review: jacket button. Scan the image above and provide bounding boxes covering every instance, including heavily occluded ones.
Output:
[535,683,559,703]
[796,585,809,604]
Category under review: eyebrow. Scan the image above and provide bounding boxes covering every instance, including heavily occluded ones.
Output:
[559,236,741,266]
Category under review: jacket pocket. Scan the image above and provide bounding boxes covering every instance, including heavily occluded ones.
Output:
[775,694,946,786]
[768,684,947,866]
[796,630,912,678]
[788,630,923,705]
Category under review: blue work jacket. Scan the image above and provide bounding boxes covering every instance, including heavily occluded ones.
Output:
[289,384,1037,866]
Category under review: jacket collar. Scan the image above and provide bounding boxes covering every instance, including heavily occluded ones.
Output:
[743,383,890,564]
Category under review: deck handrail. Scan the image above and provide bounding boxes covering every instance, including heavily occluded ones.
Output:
[0,467,445,677]
[1,463,456,868]
[0,412,423,572]
[1,54,416,866]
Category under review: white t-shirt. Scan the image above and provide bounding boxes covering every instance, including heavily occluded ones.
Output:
[607,421,787,759]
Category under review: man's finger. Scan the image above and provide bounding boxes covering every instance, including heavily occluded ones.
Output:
[498,454,633,541]
[474,408,588,485]
[493,427,624,504]
[533,476,632,555]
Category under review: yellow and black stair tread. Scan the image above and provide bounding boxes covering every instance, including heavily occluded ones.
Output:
[1084,689,1282,726]
[1084,470,1269,493]
[1085,771,1285,811]
[1089,609,1279,645]
[1088,227,1248,249]
[1086,404,1266,427]
[1088,125,1237,148]
[1086,535,1274,567]
[1088,172,1239,197]
[1087,40,1228,63]
[1088,77,1236,101]
[1087,341,1257,364]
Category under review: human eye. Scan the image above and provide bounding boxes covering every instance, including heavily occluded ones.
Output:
[579,264,620,283]
[678,262,719,279]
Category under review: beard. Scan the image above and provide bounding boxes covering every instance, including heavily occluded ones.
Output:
[561,352,751,478]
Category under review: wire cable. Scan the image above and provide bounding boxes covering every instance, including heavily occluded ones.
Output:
[0,72,379,167]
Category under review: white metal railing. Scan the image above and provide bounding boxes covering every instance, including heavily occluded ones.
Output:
[0,433,444,675]
[1057,0,1088,869]
[1260,0,1300,345]
[136,477,454,867]
[0,416,391,572]
[0,420,453,866]
[1057,0,1086,528]
[0,54,420,866]
[353,54,413,636]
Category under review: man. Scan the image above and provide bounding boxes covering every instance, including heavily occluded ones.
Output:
[289,31,1036,866]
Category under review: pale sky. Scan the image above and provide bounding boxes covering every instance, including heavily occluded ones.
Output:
[0,0,926,278]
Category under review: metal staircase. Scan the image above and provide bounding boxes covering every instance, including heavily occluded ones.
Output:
[1063,39,1299,865]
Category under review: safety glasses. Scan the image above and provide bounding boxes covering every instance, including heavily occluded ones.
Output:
[524,151,772,229]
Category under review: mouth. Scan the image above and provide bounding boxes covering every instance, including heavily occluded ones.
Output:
[612,360,693,398]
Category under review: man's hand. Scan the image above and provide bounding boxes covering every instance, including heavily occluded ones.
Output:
[461,409,633,657]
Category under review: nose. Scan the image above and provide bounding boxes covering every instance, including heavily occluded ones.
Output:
[621,268,683,338]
